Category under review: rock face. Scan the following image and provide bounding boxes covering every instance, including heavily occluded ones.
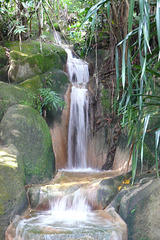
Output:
[119,177,160,240]
[0,81,38,121]
[26,171,124,210]
[7,41,67,83]
[0,145,27,240]
[108,174,160,240]
[0,104,54,184]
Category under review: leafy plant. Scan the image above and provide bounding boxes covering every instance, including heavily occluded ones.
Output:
[39,88,65,115]
[115,0,160,183]
[14,24,27,51]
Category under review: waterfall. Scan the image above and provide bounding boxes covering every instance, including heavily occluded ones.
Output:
[53,31,90,169]
[67,49,89,168]
[68,86,89,168]
[53,32,90,169]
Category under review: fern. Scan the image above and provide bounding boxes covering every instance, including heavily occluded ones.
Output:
[39,88,65,114]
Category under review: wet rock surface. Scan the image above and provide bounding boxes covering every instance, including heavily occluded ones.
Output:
[27,170,125,210]
[5,171,128,240]
[108,172,160,240]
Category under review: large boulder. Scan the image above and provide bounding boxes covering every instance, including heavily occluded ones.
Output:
[0,145,27,240]
[5,41,67,83]
[18,75,42,93]
[0,81,39,121]
[0,104,55,184]
[40,69,70,94]
[119,177,160,240]
[108,174,160,240]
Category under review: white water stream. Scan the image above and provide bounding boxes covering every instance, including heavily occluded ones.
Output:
[15,190,123,240]
[66,45,89,169]
[54,31,89,169]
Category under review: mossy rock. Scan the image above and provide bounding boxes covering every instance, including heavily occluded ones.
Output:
[0,81,39,120]
[5,40,67,61]
[40,69,70,94]
[0,104,55,184]
[0,46,8,69]
[0,65,9,82]
[18,75,42,94]
[0,100,9,122]
[100,87,110,114]
[6,41,67,83]
[0,145,27,240]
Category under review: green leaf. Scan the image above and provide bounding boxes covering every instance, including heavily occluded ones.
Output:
[141,114,150,172]
[155,129,160,176]
[156,0,160,59]
[122,40,126,89]
[82,0,109,25]
[128,0,135,32]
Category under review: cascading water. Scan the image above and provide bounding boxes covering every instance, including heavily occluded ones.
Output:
[66,45,89,169]
[14,189,125,240]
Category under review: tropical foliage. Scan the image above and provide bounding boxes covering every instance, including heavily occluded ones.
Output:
[39,88,65,115]
[115,0,160,182]
[82,0,160,182]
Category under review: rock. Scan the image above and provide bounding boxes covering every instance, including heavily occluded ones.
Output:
[0,81,39,121]
[27,171,125,210]
[0,145,27,240]
[18,75,42,93]
[97,175,124,209]
[0,65,9,82]
[6,41,67,83]
[117,177,160,240]
[112,132,131,173]
[0,104,55,184]
[40,69,70,94]
[0,46,8,69]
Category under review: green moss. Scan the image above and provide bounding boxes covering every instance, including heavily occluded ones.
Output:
[0,145,27,239]
[18,75,42,93]
[5,40,67,63]
[101,88,110,114]
[0,81,38,111]
[0,100,8,121]
[5,40,67,83]
[0,105,55,184]
[40,69,69,94]
[0,46,8,69]
[0,65,8,82]
[10,50,28,61]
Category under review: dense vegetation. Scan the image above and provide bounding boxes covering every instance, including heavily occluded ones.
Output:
[0,0,160,181]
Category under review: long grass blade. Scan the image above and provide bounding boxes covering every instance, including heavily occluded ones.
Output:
[155,129,160,176]
[156,0,160,60]
[141,114,150,172]
[128,0,135,32]
[122,40,126,89]
[82,0,109,25]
